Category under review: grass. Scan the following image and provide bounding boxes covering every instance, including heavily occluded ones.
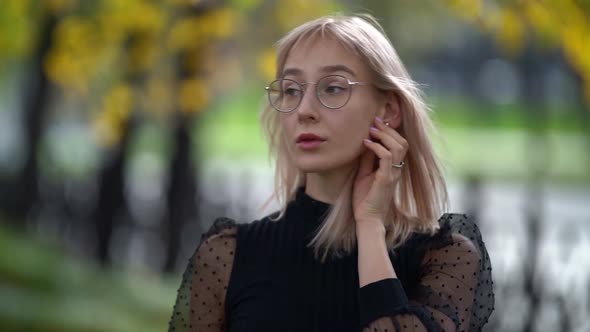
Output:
[0,224,179,332]
[194,89,590,183]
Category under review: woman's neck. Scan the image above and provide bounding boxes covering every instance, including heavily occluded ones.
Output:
[304,163,358,204]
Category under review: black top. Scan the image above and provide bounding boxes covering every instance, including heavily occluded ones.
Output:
[169,187,494,331]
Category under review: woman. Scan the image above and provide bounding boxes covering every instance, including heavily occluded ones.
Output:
[169,14,494,332]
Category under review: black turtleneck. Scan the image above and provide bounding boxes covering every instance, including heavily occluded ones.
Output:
[168,187,495,332]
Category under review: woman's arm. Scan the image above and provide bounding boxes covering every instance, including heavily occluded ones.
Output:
[168,219,237,332]
[357,221,396,287]
[356,218,492,331]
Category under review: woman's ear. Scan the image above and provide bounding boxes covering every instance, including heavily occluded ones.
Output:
[383,92,402,129]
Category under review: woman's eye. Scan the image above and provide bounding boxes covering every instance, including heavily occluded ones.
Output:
[324,85,346,94]
[284,87,302,96]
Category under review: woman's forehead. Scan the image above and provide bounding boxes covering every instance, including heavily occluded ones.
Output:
[282,36,365,78]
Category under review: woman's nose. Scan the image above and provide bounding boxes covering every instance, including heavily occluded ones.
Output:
[295,87,320,119]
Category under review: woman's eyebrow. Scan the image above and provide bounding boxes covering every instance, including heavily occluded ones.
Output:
[282,68,302,77]
[320,65,356,77]
[281,65,357,78]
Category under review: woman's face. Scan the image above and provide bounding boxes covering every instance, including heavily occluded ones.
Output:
[279,37,387,174]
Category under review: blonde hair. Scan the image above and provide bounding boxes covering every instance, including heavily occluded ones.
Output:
[260,14,448,262]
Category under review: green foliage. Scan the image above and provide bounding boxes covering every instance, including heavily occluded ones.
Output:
[196,89,590,183]
[0,225,178,332]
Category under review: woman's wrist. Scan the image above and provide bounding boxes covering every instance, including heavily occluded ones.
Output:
[356,218,387,237]
[356,218,396,287]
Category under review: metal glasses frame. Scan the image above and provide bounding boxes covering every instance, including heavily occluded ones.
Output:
[264,74,368,113]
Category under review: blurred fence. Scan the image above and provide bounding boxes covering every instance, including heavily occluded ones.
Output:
[197,159,590,332]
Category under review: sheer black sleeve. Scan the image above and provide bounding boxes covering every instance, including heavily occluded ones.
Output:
[168,218,237,332]
[360,214,494,331]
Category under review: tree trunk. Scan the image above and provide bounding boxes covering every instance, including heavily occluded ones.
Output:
[3,14,58,225]
[163,113,198,273]
[93,116,135,265]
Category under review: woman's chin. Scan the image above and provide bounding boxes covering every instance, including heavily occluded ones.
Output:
[294,160,335,173]
[294,156,354,174]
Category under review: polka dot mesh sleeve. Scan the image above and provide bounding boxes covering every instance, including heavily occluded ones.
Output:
[362,214,494,332]
[168,218,237,332]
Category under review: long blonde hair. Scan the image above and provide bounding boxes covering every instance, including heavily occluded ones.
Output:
[260,14,448,262]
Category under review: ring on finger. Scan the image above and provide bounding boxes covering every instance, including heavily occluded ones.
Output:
[391,161,405,168]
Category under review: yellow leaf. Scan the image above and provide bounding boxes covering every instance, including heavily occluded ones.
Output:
[94,84,134,147]
[93,113,120,147]
[168,17,201,51]
[496,9,524,56]
[43,0,77,14]
[209,7,239,39]
[179,78,209,114]
[128,36,159,73]
[446,0,482,20]
[257,48,276,82]
[275,0,340,31]
[143,77,175,115]
[166,0,199,6]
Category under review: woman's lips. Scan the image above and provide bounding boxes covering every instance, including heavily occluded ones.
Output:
[296,133,326,150]
[296,140,324,150]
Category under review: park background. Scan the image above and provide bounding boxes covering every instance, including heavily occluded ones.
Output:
[1,0,589,331]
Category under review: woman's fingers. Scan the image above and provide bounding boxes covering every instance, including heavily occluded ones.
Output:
[357,146,376,179]
[363,138,398,182]
[374,117,408,149]
[355,118,407,223]
[368,126,406,164]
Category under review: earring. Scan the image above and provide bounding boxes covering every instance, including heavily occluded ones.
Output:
[385,122,390,127]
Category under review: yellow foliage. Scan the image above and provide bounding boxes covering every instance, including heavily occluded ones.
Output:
[446,0,482,20]
[143,77,175,115]
[207,7,240,39]
[166,0,200,6]
[524,2,557,42]
[444,0,590,105]
[125,1,165,34]
[128,36,160,73]
[96,13,125,46]
[167,7,238,52]
[5,0,29,14]
[44,17,106,95]
[94,114,120,147]
[275,0,339,31]
[179,78,209,114]
[43,0,78,14]
[496,9,524,56]
[263,0,340,81]
[257,47,276,82]
[563,26,590,97]
[94,84,134,147]
[97,0,164,37]
[168,17,203,51]
[0,0,34,58]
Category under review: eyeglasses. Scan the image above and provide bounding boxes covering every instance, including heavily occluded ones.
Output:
[265,75,369,113]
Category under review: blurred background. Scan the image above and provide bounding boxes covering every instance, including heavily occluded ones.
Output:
[0,0,589,331]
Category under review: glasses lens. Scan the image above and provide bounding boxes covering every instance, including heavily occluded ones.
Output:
[317,75,351,109]
[267,79,302,112]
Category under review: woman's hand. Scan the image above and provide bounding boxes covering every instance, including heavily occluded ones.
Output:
[352,116,408,230]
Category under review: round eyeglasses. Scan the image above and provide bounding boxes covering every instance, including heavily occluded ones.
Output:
[265,75,368,113]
